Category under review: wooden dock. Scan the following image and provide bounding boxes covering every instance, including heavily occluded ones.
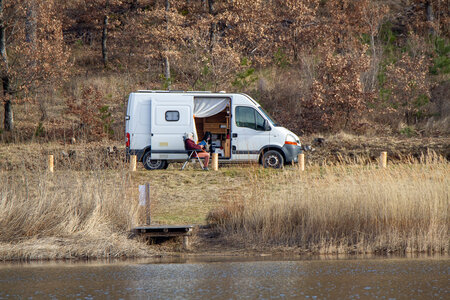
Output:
[131,225,194,249]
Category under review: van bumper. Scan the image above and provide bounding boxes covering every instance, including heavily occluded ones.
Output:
[281,144,303,164]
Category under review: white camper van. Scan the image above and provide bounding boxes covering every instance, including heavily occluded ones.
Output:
[125,90,302,170]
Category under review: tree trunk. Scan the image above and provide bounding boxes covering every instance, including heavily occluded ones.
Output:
[0,0,8,75]
[25,0,36,44]
[425,1,435,36]
[208,0,215,14]
[4,99,12,131]
[0,0,12,131]
[26,0,45,122]
[293,31,298,61]
[102,0,109,67]
[164,56,171,88]
[102,14,108,66]
[164,0,171,89]
[209,22,216,52]
[209,0,216,52]
[38,94,47,122]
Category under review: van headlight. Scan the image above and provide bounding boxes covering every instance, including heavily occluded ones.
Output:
[285,134,299,146]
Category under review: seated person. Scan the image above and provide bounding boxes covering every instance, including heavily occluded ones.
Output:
[184,132,210,169]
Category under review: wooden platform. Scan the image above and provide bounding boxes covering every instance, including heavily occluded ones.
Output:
[131,225,194,249]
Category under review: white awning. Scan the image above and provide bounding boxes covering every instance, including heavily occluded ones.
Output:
[194,98,229,118]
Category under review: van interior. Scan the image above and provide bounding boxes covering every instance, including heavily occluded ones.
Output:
[194,98,231,158]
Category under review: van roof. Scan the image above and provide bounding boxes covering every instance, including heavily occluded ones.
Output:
[136,90,217,94]
[133,90,259,106]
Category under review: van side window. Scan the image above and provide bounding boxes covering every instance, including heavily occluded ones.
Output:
[165,111,179,122]
[236,106,265,131]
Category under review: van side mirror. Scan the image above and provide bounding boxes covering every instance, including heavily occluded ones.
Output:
[264,120,271,131]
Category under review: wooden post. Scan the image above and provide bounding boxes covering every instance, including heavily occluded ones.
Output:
[130,155,137,171]
[183,236,190,250]
[211,153,219,171]
[380,151,387,168]
[298,153,305,171]
[48,155,54,173]
[145,183,151,225]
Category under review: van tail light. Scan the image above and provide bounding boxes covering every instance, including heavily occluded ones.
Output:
[126,133,130,147]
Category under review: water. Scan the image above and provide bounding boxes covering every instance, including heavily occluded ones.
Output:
[0,256,448,299]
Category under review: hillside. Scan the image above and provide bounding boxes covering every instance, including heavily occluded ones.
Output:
[0,0,449,143]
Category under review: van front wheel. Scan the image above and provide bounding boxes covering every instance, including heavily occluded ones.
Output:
[262,150,284,169]
[142,152,168,170]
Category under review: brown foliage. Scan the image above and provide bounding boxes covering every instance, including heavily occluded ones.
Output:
[2,0,70,98]
[66,86,111,139]
[2,0,446,136]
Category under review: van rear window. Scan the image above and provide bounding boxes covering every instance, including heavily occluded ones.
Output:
[165,111,179,121]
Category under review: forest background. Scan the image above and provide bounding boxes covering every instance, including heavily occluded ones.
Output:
[0,0,448,142]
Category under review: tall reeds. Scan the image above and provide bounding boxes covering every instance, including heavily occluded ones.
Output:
[208,156,449,254]
[0,167,145,260]
[0,147,448,259]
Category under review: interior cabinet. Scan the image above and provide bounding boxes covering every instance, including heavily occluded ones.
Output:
[195,104,231,158]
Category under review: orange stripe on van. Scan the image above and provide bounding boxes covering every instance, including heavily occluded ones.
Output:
[284,141,297,145]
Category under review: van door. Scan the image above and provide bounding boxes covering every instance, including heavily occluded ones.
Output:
[150,95,194,160]
[231,106,269,161]
[129,94,152,151]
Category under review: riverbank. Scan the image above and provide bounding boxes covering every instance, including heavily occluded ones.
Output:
[0,142,448,261]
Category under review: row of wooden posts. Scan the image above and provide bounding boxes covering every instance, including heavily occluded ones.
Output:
[46,151,389,172]
[127,153,222,171]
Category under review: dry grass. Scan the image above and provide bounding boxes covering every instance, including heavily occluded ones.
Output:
[208,156,449,255]
[0,142,448,259]
[0,144,249,260]
[301,133,450,164]
[0,142,126,171]
[0,168,153,260]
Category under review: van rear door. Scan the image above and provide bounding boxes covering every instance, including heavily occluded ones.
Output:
[150,95,194,160]
[127,93,152,151]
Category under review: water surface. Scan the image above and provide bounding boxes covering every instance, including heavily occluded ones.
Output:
[0,256,448,299]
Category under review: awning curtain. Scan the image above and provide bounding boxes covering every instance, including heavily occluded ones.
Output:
[194,98,229,118]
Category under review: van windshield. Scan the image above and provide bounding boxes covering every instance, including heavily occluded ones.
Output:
[258,106,279,126]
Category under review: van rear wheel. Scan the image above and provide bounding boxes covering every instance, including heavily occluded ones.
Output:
[142,152,168,170]
[262,150,284,169]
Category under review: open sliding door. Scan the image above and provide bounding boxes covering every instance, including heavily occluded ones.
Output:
[194,97,232,159]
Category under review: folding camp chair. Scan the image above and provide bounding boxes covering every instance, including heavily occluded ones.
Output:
[181,138,206,170]
[181,149,206,170]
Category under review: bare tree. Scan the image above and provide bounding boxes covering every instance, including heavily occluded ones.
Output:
[425,1,435,36]
[164,0,171,89]
[0,0,70,132]
[0,0,12,131]
[102,0,110,67]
